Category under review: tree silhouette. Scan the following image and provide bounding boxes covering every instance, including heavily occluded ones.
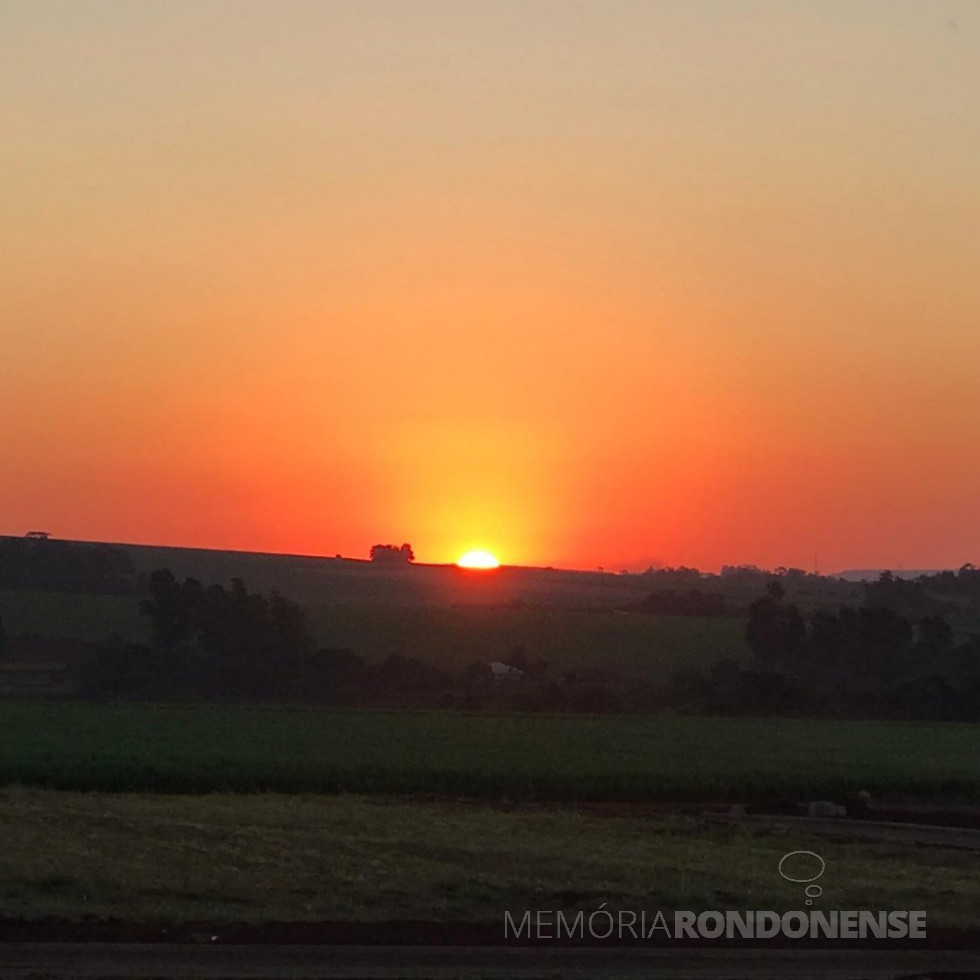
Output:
[138,569,313,698]
[370,543,414,563]
[745,591,807,667]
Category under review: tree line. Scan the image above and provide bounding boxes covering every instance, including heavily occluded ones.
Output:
[672,581,980,721]
[19,565,980,721]
[76,569,658,711]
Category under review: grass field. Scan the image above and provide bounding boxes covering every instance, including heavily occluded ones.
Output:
[0,589,146,643]
[0,787,975,926]
[0,588,747,679]
[1,703,977,802]
[309,604,747,676]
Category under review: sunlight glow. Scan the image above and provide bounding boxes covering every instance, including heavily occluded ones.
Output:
[457,550,500,569]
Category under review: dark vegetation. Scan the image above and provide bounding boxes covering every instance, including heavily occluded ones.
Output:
[1,536,979,720]
[673,579,980,721]
[55,570,980,720]
[369,542,414,563]
[73,569,669,711]
[631,587,729,616]
[0,536,137,594]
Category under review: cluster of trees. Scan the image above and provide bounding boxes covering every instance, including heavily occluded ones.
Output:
[80,570,315,700]
[35,561,980,720]
[369,543,414,563]
[632,588,729,617]
[639,566,705,585]
[863,566,980,625]
[672,581,980,720]
[0,536,138,595]
[922,564,980,597]
[77,570,659,711]
[720,564,817,581]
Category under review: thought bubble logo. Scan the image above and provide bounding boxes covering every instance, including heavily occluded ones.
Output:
[778,850,825,905]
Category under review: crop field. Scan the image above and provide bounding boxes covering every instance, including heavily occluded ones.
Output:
[1,703,978,802]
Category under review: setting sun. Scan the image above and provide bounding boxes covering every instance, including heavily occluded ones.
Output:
[456,550,500,570]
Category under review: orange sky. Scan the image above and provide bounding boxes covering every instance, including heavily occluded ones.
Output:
[2,1,979,571]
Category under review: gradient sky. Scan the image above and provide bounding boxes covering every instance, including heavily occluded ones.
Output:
[2,0,978,571]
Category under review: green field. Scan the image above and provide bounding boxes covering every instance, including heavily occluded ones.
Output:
[0,589,146,643]
[1,787,976,926]
[0,588,747,680]
[1,703,977,802]
[309,604,747,677]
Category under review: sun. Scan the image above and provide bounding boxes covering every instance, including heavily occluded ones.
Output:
[456,549,500,569]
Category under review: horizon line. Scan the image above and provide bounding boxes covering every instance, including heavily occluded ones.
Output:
[0,530,960,579]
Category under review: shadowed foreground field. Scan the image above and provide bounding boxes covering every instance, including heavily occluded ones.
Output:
[0,788,977,927]
[1,704,978,802]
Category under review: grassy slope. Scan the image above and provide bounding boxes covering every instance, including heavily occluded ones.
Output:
[0,787,974,926]
[1,704,978,802]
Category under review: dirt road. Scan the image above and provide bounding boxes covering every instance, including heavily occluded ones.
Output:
[1,944,979,979]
